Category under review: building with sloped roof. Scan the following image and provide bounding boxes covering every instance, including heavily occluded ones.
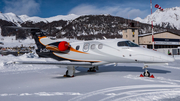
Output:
[123,28,180,49]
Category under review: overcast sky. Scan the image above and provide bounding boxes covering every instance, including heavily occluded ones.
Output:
[0,0,179,19]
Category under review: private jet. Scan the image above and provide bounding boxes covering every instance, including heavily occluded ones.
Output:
[6,26,174,77]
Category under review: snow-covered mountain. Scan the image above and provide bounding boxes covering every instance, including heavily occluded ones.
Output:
[0,12,79,25]
[134,7,180,30]
[19,14,79,23]
[0,12,23,26]
[1,10,180,40]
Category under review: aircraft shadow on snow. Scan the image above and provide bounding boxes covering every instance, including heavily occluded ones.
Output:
[53,65,171,79]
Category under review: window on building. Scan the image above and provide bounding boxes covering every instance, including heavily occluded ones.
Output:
[132,29,135,32]
[133,40,135,42]
[126,35,128,38]
[132,35,134,37]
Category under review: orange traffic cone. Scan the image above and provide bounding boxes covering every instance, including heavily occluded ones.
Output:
[140,74,144,77]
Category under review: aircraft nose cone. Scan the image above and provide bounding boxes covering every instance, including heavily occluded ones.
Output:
[166,56,175,62]
[151,51,175,63]
[158,54,175,62]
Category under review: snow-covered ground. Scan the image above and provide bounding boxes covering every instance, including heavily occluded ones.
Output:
[1,36,180,101]
[0,53,180,101]
[0,36,36,47]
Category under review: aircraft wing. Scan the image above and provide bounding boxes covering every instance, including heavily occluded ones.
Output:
[5,61,93,67]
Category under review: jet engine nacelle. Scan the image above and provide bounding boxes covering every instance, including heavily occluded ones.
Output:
[46,41,70,52]
[58,41,70,51]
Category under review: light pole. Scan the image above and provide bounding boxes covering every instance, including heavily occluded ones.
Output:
[150,0,154,50]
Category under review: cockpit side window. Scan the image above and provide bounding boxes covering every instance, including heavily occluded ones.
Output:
[117,41,139,47]
[126,41,139,47]
[117,41,128,47]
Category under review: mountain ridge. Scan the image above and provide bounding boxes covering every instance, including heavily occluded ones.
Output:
[0,12,80,25]
[0,8,179,40]
[134,7,180,30]
[0,6,180,30]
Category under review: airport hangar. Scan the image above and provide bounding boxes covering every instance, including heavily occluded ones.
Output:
[122,28,180,55]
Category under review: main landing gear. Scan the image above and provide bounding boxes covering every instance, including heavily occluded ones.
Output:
[87,66,98,72]
[63,66,99,77]
[140,65,154,78]
[64,66,75,77]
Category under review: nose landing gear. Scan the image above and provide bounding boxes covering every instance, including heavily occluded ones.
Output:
[87,66,98,72]
[140,65,154,78]
[144,69,150,77]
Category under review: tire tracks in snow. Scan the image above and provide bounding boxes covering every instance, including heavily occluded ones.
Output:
[0,92,82,97]
[68,85,180,101]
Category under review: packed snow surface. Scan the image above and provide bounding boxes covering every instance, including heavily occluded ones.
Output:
[0,52,180,101]
[1,35,180,101]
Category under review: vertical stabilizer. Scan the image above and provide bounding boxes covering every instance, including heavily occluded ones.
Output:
[30,29,46,50]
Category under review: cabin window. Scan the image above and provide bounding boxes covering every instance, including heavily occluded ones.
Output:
[98,44,103,49]
[91,44,95,49]
[83,43,90,52]
[76,45,80,50]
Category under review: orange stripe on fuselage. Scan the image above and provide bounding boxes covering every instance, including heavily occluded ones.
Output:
[53,52,101,63]
[39,36,47,46]
[70,47,88,54]
[46,45,60,51]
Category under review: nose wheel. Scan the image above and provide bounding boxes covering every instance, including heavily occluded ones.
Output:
[144,69,150,77]
[140,65,154,78]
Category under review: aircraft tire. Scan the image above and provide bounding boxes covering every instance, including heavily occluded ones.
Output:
[143,71,150,77]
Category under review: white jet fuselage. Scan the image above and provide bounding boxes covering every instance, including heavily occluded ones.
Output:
[39,38,174,65]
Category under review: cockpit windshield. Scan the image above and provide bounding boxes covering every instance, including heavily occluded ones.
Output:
[117,41,139,47]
